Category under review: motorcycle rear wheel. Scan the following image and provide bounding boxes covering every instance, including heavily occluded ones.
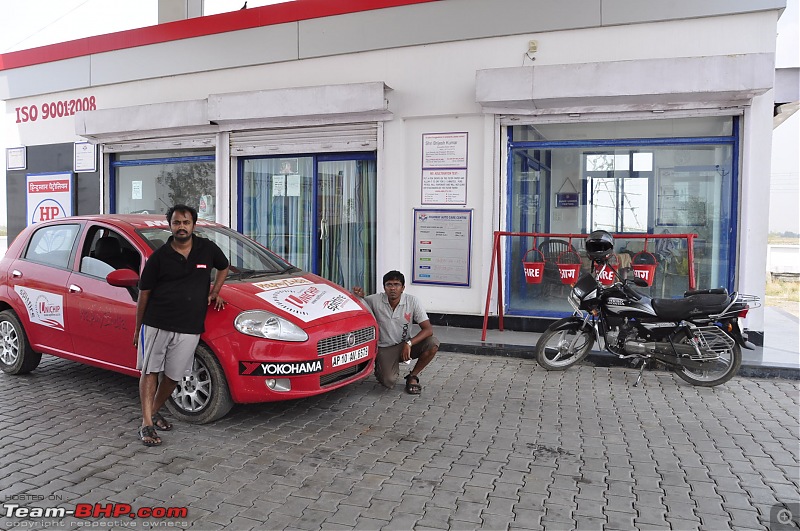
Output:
[673,331,742,387]
[535,323,595,370]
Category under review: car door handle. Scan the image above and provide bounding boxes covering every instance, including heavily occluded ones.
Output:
[68,284,83,294]
[11,270,22,278]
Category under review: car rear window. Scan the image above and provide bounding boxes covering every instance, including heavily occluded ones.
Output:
[24,224,81,269]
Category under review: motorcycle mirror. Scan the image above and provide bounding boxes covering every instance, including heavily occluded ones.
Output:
[631,277,649,288]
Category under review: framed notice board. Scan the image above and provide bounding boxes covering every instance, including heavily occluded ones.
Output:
[412,209,472,287]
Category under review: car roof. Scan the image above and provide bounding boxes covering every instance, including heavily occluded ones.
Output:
[57,214,222,230]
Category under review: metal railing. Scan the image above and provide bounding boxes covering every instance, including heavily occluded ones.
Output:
[482,231,698,340]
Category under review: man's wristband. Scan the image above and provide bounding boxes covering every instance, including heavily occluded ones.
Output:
[406,340,413,347]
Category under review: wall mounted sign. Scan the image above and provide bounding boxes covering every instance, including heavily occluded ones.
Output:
[421,132,468,205]
[74,142,96,173]
[26,172,73,226]
[422,132,468,168]
[6,147,26,171]
[422,169,467,204]
[412,209,472,287]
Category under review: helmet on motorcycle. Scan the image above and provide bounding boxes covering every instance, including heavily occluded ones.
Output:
[585,230,614,261]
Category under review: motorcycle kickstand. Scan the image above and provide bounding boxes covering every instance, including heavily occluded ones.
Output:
[633,358,649,387]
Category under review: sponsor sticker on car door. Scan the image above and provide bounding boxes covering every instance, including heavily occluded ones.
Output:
[14,286,65,331]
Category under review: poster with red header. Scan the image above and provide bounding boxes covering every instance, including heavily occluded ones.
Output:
[26,172,73,227]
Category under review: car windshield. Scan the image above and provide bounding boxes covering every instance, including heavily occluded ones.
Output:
[137,224,297,280]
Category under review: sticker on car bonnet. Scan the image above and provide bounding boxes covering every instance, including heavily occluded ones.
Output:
[14,286,65,331]
[257,283,360,322]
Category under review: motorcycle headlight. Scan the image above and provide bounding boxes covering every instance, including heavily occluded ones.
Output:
[234,310,308,341]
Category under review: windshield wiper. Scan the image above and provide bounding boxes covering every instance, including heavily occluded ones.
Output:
[227,268,256,279]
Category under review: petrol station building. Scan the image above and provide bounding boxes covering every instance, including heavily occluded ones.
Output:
[0,0,789,342]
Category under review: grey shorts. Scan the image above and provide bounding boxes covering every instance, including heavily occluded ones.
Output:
[137,325,200,381]
[374,335,439,389]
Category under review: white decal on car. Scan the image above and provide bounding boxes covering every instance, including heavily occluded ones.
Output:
[256,283,360,322]
[14,286,65,331]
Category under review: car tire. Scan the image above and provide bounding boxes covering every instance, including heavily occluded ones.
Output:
[166,343,233,424]
[0,310,42,375]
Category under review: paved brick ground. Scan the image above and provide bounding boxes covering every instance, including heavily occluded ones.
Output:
[0,352,798,530]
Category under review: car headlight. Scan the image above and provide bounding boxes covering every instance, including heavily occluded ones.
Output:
[234,310,308,342]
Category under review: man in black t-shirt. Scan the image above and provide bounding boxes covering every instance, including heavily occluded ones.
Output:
[133,205,229,446]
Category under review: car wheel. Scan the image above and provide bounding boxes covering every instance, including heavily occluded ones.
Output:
[166,343,233,424]
[0,310,42,375]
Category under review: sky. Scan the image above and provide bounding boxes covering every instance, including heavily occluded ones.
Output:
[0,0,798,230]
[0,0,292,228]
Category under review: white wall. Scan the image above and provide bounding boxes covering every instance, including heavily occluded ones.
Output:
[1,11,780,322]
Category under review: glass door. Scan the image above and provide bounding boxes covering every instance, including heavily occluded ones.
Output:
[317,158,376,292]
[240,153,377,293]
[241,157,315,267]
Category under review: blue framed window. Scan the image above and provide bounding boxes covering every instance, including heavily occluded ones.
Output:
[110,152,216,219]
[505,116,739,317]
[238,152,377,293]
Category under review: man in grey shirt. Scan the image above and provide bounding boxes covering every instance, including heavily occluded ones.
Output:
[353,270,439,394]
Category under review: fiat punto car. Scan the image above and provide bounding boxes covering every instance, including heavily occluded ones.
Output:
[0,215,378,423]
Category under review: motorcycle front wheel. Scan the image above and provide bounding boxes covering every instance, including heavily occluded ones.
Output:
[673,331,742,387]
[535,322,595,370]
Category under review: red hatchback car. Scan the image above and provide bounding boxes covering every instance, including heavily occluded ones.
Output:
[0,215,378,423]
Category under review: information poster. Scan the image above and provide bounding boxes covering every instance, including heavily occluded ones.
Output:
[422,169,467,204]
[412,209,472,286]
[6,147,26,171]
[74,142,96,173]
[26,172,73,226]
[421,132,468,205]
[422,132,468,168]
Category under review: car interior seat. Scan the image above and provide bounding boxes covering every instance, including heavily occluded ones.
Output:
[93,237,133,271]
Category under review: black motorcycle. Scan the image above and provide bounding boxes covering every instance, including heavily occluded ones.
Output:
[534,231,759,387]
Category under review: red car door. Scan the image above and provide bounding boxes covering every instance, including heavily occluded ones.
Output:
[64,225,141,374]
[7,223,81,357]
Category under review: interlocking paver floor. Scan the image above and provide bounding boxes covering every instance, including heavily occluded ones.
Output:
[0,352,798,530]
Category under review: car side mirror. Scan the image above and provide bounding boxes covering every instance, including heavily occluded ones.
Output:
[106,269,139,287]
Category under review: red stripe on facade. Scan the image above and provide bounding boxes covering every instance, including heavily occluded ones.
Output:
[0,0,439,71]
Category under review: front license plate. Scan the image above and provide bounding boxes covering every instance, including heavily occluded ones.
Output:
[331,346,369,368]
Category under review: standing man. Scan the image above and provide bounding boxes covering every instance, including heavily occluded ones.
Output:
[353,270,439,394]
[133,205,229,446]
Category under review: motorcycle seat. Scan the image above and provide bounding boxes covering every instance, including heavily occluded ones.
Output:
[651,293,731,321]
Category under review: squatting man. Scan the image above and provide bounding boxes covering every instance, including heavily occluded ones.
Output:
[353,270,439,394]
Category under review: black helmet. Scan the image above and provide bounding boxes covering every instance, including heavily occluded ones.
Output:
[586,230,614,261]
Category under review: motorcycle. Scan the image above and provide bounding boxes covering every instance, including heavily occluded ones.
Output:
[534,232,759,387]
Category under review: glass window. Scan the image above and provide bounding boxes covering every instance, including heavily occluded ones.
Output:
[25,224,81,268]
[78,226,141,277]
[240,154,377,293]
[112,151,215,219]
[506,117,737,317]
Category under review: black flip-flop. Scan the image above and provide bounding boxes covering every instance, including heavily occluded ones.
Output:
[152,412,173,431]
[404,374,421,395]
[138,425,161,447]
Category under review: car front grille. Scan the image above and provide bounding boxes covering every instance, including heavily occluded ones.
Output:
[320,361,369,387]
[317,326,376,357]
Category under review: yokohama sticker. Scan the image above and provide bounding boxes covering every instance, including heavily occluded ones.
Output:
[239,360,323,376]
[256,283,360,322]
[14,286,64,331]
